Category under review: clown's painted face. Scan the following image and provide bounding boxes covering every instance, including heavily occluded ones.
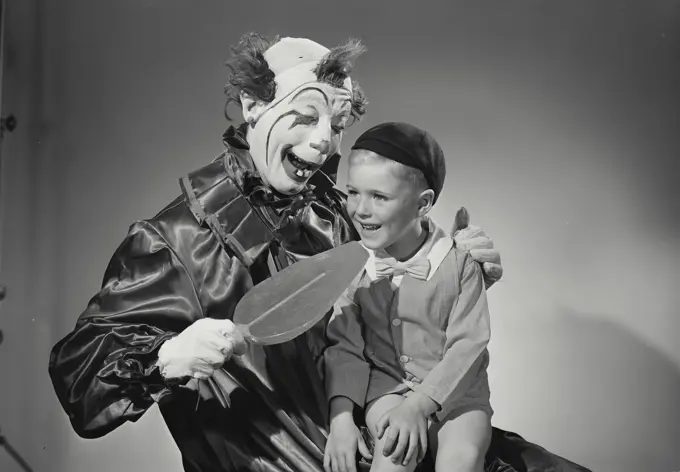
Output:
[244,83,353,195]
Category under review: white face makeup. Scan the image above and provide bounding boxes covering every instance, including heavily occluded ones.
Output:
[245,83,353,195]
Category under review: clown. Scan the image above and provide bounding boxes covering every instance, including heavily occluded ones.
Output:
[49,33,589,472]
[235,37,362,196]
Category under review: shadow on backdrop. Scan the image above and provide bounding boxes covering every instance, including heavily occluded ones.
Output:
[494,306,680,472]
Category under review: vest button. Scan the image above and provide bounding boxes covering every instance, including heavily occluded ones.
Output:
[399,355,410,364]
[392,319,402,327]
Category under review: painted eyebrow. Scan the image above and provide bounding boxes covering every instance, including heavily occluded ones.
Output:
[288,87,329,105]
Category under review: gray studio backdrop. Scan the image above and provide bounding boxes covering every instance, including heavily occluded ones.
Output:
[0,1,678,472]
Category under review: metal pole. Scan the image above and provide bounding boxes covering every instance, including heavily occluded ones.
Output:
[0,4,34,471]
[0,0,7,278]
[0,427,34,472]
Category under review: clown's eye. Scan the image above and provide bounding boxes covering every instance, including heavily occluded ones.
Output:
[292,114,318,127]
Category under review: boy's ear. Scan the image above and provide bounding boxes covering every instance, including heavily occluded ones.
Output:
[417,189,435,216]
[240,91,269,125]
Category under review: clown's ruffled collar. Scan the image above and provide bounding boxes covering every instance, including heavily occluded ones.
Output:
[179,123,350,268]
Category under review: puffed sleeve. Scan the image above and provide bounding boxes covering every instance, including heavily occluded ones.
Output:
[48,220,204,439]
[324,283,371,408]
[414,252,491,421]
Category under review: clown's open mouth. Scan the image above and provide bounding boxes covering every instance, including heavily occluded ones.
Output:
[281,148,321,182]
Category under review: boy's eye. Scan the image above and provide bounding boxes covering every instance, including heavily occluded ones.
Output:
[332,125,345,134]
[373,194,388,201]
[347,189,357,196]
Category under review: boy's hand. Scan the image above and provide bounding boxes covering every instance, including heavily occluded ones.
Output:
[325,412,372,472]
[375,393,435,466]
[452,207,503,288]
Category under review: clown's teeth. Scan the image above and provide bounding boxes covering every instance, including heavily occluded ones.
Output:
[294,169,312,178]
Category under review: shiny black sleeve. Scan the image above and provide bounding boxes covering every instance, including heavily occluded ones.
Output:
[48,220,204,439]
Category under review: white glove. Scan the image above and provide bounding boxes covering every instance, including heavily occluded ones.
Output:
[451,208,503,287]
[156,318,247,380]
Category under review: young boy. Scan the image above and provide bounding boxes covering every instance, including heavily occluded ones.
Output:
[323,122,493,472]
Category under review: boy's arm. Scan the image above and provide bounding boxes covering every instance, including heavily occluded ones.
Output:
[413,252,491,421]
[324,286,371,410]
[329,395,356,422]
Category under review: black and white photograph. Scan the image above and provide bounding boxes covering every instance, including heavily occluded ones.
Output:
[0,1,678,472]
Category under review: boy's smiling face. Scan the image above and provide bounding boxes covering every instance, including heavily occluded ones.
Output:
[346,150,434,259]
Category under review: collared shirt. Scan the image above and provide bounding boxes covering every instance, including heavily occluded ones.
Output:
[324,218,491,421]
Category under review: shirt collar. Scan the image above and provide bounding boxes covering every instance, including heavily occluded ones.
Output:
[363,217,453,282]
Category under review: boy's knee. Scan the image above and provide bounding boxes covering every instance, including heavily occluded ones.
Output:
[435,442,484,472]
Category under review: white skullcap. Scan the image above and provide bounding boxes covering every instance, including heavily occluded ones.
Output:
[262,37,353,107]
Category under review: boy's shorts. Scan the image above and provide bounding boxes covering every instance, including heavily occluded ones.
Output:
[365,368,494,423]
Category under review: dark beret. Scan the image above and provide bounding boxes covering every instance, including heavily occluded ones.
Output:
[351,122,446,201]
